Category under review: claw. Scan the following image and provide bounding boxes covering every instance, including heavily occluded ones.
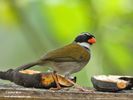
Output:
[65,88,94,92]
[79,89,94,92]
[50,87,61,90]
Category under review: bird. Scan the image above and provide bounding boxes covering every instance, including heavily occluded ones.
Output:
[14,32,96,92]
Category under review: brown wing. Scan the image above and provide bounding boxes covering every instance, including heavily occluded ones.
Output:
[39,43,90,62]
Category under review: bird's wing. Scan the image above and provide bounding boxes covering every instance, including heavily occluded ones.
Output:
[40,43,90,62]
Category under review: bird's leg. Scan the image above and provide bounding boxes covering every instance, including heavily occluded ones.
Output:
[65,78,94,92]
[50,71,61,90]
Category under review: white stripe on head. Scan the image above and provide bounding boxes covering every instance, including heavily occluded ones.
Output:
[77,42,91,50]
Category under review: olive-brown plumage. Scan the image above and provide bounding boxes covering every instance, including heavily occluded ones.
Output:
[40,43,90,62]
[38,43,90,77]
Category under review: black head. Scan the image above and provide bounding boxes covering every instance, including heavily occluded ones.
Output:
[74,33,96,44]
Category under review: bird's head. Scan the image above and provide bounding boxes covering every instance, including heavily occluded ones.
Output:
[74,32,96,49]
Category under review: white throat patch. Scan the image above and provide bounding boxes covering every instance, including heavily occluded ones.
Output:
[77,42,91,50]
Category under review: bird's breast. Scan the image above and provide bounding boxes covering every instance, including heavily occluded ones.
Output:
[49,59,89,76]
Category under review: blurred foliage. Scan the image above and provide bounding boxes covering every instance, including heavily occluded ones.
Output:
[0,0,133,86]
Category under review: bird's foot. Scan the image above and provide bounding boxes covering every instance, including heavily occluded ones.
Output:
[50,87,61,90]
[64,78,94,92]
[51,71,62,90]
[65,88,94,92]
[79,88,94,92]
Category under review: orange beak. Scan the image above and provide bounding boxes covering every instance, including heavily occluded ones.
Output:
[88,37,96,43]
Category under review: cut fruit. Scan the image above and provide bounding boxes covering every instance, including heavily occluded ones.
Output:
[91,75,133,91]
[0,69,76,89]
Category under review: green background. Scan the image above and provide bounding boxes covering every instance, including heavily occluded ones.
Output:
[0,0,133,87]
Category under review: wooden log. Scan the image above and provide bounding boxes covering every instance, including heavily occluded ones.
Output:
[0,83,133,100]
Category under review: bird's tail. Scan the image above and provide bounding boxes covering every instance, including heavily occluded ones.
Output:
[14,61,40,72]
